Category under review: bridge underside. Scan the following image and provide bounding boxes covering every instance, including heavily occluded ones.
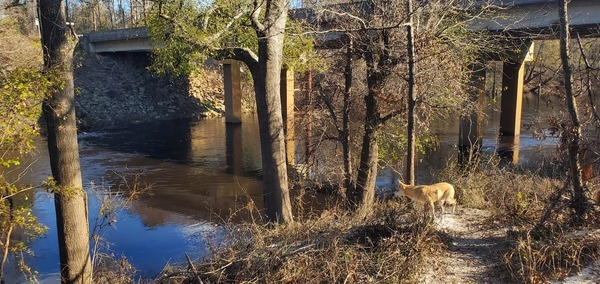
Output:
[471,0,600,39]
[82,27,152,53]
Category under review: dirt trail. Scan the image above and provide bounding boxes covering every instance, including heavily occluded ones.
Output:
[421,207,512,284]
[420,207,600,284]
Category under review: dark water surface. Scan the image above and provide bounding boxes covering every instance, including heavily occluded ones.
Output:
[9,118,264,282]
[8,93,560,282]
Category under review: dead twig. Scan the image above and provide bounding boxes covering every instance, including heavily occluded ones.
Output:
[185,252,203,284]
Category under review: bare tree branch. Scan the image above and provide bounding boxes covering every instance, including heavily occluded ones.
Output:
[206,6,250,43]
[576,33,600,124]
[251,0,266,33]
[213,47,259,72]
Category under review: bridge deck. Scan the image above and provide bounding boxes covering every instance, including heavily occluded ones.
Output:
[470,0,600,38]
[82,27,151,53]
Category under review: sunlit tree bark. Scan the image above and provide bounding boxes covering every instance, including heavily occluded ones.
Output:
[39,0,92,282]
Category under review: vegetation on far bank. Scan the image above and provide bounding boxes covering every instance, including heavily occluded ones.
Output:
[0,16,47,282]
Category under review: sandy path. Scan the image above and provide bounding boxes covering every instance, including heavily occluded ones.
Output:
[420,207,512,284]
[420,207,600,284]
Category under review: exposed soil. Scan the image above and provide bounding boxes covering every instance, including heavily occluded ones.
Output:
[555,259,600,284]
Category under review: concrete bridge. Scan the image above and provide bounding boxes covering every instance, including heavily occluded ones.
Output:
[460,0,600,164]
[80,28,297,163]
[80,0,600,165]
[81,27,151,53]
[471,0,600,38]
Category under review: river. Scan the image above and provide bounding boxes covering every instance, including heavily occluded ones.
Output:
[5,92,559,282]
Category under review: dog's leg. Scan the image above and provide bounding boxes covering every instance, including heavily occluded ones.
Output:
[428,199,436,221]
[447,199,457,214]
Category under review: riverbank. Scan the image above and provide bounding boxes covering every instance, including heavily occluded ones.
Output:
[150,160,600,284]
[73,52,231,131]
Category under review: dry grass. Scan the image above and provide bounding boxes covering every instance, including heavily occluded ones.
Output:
[504,228,600,283]
[156,202,441,283]
[439,161,562,225]
[438,157,600,283]
[0,18,42,72]
[93,255,138,284]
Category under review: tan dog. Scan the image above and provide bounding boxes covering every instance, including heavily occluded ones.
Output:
[394,181,457,219]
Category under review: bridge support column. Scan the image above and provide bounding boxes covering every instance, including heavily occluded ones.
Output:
[459,63,486,164]
[226,123,243,174]
[498,41,533,166]
[498,135,520,167]
[281,68,295,165]
[500,41,534,137]
[499,61,525,136]
[223,60,242,124]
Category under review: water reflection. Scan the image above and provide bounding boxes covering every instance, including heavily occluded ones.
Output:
[498,135,520,166]
[81,118,266,223]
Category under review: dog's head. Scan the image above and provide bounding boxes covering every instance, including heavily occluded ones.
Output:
[393,180,408,198]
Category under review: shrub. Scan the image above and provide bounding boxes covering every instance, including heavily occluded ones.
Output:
[439,161,561,225]
[504,228,600,283]
[156,202,441,283]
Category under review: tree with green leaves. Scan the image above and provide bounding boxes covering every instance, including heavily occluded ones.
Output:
[1,15,49,284]
[148,0,312,223]
[0,69,49,284]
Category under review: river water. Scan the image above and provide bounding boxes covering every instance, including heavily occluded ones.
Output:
[6,92,560,282]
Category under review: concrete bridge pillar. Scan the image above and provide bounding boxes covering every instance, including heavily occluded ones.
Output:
[499,61,525,136]
[226,123,243,174]
[281,68,295,165]
[221,61,296,164]
[498,135,520,167]
[500,41,534,137]
[496,41,533,166]
[223,60,242,124]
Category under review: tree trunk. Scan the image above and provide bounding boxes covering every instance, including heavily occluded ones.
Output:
[92,2,97,31]
[39,0,93,283]
[343,40,354,195]
[129,0,135,25]
[558,0,588,225]
[349,49,382,214]
[305,70,313,166]
[405,0,416,185]
[96,2,101,30]
[108,0,115,29]
[252,0,293,223]
[350,85,380,214]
